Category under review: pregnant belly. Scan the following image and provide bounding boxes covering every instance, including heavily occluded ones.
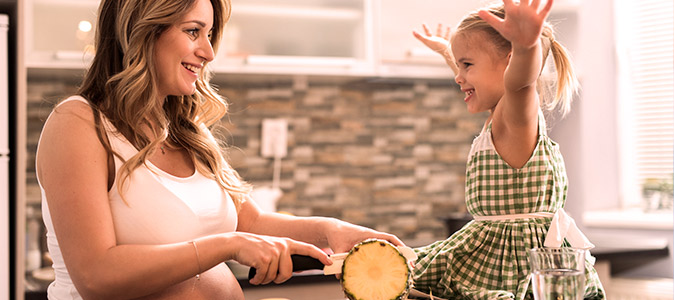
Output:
[137,263,244,300]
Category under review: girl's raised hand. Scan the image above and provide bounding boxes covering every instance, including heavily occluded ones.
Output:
[412,23,451,53]
[478,0,554,49]
[412,23,459,74]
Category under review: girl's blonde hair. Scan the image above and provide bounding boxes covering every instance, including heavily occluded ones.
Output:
[456,4,579,117]
[77,0,251,209]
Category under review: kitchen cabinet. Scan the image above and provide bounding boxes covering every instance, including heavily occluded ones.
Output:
[213,0,375,76]
[24,0,97,69]
[24,0,376,76]
[23,0,580,79]
[374,0,581,79]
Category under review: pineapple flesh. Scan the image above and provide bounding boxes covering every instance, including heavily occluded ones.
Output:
[341,239,412,300]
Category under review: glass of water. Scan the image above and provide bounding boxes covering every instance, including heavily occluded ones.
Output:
[528,247,586,300]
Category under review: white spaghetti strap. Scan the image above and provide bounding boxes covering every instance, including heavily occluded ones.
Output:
[59,95,89,105]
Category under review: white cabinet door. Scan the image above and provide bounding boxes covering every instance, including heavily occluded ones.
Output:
[25,0,98,69]
[212,0,375,76]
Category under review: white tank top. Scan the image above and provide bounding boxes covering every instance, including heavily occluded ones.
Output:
[39,96,238,299]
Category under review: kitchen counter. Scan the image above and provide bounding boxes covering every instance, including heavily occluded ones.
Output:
[26,240,670,300]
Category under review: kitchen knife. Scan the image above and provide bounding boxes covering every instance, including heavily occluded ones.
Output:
[247,246,417,279]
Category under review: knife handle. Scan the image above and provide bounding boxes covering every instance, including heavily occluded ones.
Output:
[247,254,325,280]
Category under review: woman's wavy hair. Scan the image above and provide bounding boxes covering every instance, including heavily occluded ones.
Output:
[77,0,251,209]
[455,4,579,117]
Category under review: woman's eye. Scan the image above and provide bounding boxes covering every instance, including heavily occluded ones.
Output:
[186,28,199,38]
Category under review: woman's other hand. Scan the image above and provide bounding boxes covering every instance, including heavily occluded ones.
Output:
[324,219,404,254]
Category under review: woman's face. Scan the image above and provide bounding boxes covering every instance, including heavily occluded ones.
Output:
[451,31,510,114]
[154,0,215,99]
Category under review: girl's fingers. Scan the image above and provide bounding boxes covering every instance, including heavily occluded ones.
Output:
[435,23,443,36]
[443,26,451,40]
[540,0,554,17]
[503,0,516,9]
[531,0,541,10]
[422,23,432,36]
[478,9,505,31]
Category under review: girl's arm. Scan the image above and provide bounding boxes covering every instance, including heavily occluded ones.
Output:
[37,101,329,298]
[478,0,554,167]
[413,23,459,74]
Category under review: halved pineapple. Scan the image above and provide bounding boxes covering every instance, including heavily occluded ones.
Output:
[341,239,412,300]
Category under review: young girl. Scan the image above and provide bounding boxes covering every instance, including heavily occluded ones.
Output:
[412,0,605,298]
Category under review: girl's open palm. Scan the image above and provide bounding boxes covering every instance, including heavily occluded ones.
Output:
[413,23,451,53]
[478,0,553,48]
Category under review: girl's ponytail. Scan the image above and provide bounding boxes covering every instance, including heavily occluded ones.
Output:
[540,26,579,117]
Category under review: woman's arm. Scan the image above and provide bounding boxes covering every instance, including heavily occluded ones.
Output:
[237,198,403,258]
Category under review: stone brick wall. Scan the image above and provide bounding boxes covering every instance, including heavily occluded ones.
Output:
[26,75,487,245]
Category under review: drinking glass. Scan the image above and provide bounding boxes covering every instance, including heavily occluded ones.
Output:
[528,247,586,300]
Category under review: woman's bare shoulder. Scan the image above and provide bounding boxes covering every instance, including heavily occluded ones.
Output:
[37,97,105,167]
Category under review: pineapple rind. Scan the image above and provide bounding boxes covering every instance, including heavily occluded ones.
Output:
[341,239,412,300]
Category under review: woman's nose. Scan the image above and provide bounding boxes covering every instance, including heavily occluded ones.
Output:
[197,38,215,62]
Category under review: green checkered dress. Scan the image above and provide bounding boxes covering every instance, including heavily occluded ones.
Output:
[412,114,606,299]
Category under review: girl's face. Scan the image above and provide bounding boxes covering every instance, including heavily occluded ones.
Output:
[451,31,510,114]
[154,0,215,99]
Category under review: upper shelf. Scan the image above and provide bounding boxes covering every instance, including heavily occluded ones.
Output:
[24,0,579,80]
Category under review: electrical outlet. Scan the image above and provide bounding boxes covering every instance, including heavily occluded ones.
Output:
[261,118,288,158]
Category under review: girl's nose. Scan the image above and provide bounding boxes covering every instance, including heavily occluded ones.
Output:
[454,72,464,85]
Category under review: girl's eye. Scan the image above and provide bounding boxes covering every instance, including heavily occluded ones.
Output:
[464,62,472,68]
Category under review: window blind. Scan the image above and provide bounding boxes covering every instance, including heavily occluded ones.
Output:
[628,0,673,185]
[615,0,673,208]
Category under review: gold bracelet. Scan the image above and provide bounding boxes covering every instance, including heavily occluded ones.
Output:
[189,241,202,280]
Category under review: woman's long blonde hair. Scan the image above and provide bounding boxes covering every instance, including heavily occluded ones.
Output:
[456,4,579,117]
[77,0,251,208]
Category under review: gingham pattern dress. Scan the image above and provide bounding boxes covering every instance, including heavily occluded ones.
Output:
[412,114,605,299]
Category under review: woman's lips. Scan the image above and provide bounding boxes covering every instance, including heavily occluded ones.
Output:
[182,63,201,75]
